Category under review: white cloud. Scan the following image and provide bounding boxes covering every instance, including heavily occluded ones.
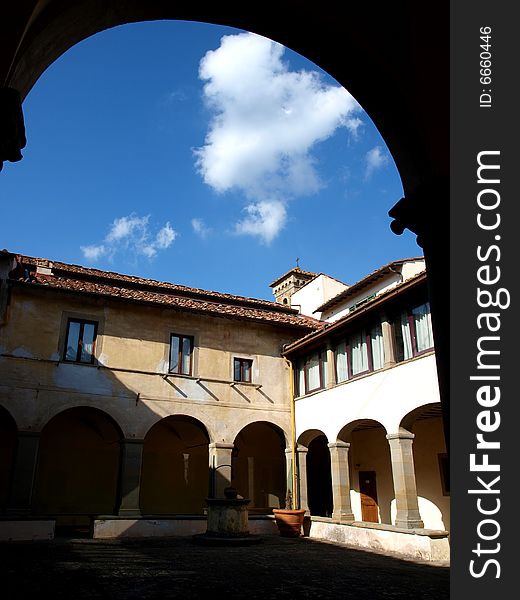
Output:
[194,32,362,242]
[80,214,177,262]
[80,244,106,261]
[105,214,149,243]
[154,222,177,249]
[364,146,389,180]
[234,200,287,244]
[191,218,211,239]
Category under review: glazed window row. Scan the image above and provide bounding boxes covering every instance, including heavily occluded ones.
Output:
[63,319,253,383]
[294,302,434,397]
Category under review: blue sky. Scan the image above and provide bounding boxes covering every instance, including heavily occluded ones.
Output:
[0,20,420,301]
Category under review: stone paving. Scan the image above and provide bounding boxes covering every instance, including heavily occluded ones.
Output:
[1,534,449,599]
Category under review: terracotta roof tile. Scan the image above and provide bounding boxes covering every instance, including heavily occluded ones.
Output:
[8,253,323,331]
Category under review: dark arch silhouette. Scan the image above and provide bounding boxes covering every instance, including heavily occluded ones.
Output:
[232,420,286,511]
[141,414,210,515]
[0,405,17,511]
[32,406,124,526]
[0,2,449,449]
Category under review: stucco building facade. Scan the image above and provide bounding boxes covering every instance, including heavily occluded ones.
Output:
[0,250,449,560]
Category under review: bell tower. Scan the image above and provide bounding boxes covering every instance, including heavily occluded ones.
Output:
[269,264,317,306]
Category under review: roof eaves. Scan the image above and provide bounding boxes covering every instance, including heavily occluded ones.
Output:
[283,270,427,355]
[16,253,300,316]
[269,267,318,288]
[9,277,321,331]
[315,257,424,313]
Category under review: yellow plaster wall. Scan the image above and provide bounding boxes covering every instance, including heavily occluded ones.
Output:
[0,287,299,438]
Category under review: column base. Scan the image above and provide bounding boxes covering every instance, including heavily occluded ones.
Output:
[332,511,355,523]
[117,509,142,517]
[4,508,32,517]
[394,519,424,529]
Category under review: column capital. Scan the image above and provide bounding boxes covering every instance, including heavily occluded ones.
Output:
[386,432,415,441]
[208,442,235,450]
[17,430,41,439]
[296,445,308,454]
[120,438,144,445]
[328,441,351,450]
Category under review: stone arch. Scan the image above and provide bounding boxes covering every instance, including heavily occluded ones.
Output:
[232,420,286,512]
[140,414,210,515]
[0,3,450,450]
[0,405,17,511]
[338,419,392,525]
[4,3,448,198]
[37,400,126,437]
[225,415,290,449]
[399,402,443,434]
[298,429,332,518]
[32,406,123,529]
[297,428,326,448]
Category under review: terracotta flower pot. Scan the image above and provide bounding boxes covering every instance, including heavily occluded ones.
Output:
[272,508,306,537]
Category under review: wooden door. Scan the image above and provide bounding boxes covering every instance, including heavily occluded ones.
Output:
[359,470,379,523]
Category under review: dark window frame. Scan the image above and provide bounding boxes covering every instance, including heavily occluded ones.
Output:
[234,357,253,383]
[303,349,325,394]
[393,302,434,362]
[63,318,98,364]
[169,333,194,375]
[334,321,382,383]
[346,329,373,379]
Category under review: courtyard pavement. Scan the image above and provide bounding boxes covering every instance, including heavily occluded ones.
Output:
[1,534,449,599]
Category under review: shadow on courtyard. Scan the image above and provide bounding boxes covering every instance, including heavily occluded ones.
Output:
[1,534,449,600]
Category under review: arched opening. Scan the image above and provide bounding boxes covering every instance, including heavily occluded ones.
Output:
[3,20,418,298]
[400,403,449,530]
[339,419,392,524]
[232,421,286,513]
[32,406,123,529]
[306,433,333,518]
[140,415,209,515]
[1,5,450,458]
[0,406,17,512]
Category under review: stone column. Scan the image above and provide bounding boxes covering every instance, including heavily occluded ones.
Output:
[326,343,336,388]
[328,442,355,522]
[208,442,234,499]
[296,445,310,515]
[116,439,144,516]
[386,432,424,528]
[247,456,255,506]
[6,431,40,515]
[381,314,397,368]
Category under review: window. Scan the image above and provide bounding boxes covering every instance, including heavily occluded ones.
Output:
[335,341,348,383]
[394,302,434,361]
[169,334,193,375]
[234,357,252,383]
[294,349,325,395]
[64,319,97,363]
[334,322,384,382]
